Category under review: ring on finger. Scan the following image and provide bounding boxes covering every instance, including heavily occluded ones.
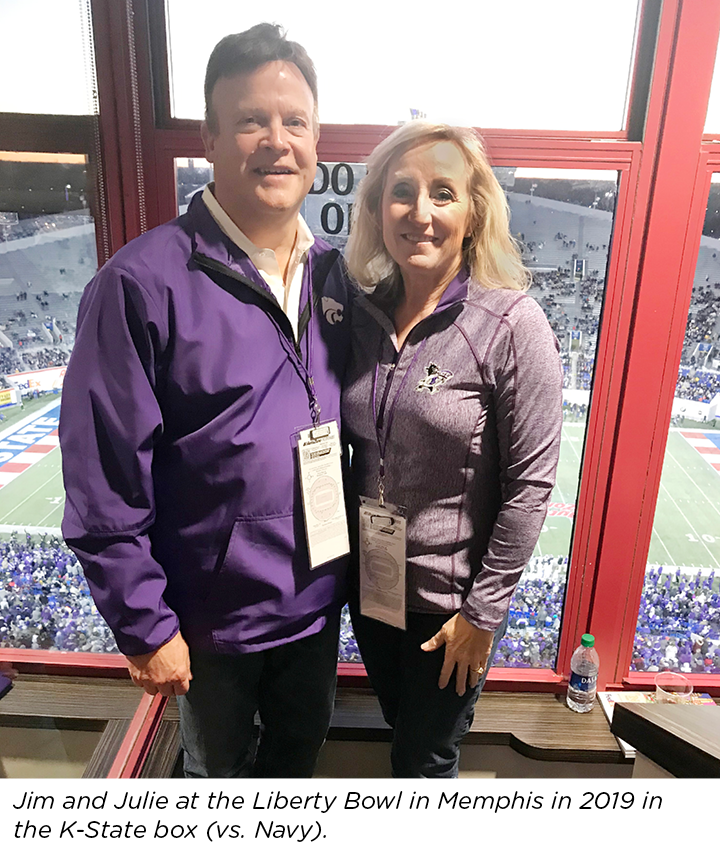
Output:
[471,666,485,675]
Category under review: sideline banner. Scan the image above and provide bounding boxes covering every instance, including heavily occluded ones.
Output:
[5,366,65,395]
[0,388,19,408]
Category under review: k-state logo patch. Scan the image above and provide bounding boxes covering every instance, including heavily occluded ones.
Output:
[416,363,453,393]
[322,297,345,324]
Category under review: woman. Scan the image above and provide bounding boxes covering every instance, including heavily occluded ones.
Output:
[342,122,563,778]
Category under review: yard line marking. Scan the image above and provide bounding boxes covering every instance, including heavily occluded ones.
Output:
[555,424,582,505]
[658,479,720,569]
[552,479,568,506]
[37,502,65,526]
[562,423,583,462]
[679,430,720,475]
[666,442,720,522]
[651,525,677,566]
[0,468,64,523]
[683,437,716,448]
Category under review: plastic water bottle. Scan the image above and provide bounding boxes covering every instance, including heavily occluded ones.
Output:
[566,633,599,713]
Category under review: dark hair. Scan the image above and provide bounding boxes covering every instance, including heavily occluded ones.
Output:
[204,23,318,133]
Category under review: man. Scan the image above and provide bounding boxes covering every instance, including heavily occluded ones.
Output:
[60,23,351,778]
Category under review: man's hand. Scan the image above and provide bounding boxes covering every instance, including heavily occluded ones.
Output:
[420,613,494,697]
[126,632,192,696]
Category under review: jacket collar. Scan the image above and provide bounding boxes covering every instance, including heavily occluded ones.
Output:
[185,191,333,306]
[357,265,470,331]
[186,191,270,293]
[436,265,470,309]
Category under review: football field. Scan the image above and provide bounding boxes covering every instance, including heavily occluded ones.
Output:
[0,405,719,574]
[0,398,64,536]
[533,422,720,572]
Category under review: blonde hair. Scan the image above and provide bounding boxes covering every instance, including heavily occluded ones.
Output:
[345,121,529,292]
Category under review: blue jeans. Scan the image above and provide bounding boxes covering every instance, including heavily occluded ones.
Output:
[177,610,340,778]
[350,600,507,778]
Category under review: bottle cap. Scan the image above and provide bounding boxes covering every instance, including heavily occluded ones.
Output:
[581,633,595,647]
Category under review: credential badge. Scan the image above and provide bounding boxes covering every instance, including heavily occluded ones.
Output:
[416,362,453,393]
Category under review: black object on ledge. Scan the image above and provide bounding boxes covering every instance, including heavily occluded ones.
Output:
[611,702,720,778]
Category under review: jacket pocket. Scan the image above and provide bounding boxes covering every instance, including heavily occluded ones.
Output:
[202,512,299,616]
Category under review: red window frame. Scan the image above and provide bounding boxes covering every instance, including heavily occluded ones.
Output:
[3,0,720,703]
[587,0,720,696]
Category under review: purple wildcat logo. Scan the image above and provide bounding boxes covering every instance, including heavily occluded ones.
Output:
[416,363,453,393]
[322,297,344,325]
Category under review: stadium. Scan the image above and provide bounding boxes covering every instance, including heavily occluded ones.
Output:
[1,179,718,674]
[4,0,720,787]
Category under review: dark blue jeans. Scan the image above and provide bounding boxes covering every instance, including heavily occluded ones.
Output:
[350,599,506,778]
[177,610,340,778]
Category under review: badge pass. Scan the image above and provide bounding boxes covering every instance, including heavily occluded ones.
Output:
[296,420,350,569]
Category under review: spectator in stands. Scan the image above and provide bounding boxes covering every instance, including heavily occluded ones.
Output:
[342,121,562,777]
[60,24,352,779]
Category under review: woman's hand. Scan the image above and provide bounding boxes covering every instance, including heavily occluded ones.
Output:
[421,613,494,696]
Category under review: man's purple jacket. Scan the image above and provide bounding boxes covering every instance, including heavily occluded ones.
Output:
[60,193,351,657]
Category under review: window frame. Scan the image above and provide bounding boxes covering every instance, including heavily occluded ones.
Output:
[3,0,720,697]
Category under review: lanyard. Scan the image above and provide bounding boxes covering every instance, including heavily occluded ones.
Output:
[194,248,323,425]
[278,253,322,425]
[371,334,429,506]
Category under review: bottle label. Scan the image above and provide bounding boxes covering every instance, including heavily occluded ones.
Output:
[569,671,597,692]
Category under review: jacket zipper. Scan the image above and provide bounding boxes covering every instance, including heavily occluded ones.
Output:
[374,303,459,432]
[192,251,299,349]
[193,248,340,362]
[376,349,402,431]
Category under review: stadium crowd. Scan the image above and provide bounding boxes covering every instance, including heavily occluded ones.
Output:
[19,346,68,371]
[0,344,69,379]
[526,264,720,405]
[0,535,118,654]
[2,532,715,674]
[0,213,91,244]
[676,368,720,403]
[633,566,720,675]
[0,193,719,677]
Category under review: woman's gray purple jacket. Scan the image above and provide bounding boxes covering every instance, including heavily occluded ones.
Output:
[342,269,563,632]
[60,193,352,657]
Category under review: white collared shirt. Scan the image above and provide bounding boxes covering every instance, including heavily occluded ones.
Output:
[202,184,314,340]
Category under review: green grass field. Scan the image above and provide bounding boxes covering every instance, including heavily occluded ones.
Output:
[0,397,65,537]
[0,447,64,533]
[533,422,720,571]
[1,405,719,573]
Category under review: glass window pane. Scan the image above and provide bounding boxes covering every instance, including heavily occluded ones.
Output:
[632,175,720,676]
[175,161,620,669]
[0,1,95,115]
[176,157,213,212]
[0,153,112,654]
[0,719,103,778]
[166,0,640,131]
[496,168,619,668]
